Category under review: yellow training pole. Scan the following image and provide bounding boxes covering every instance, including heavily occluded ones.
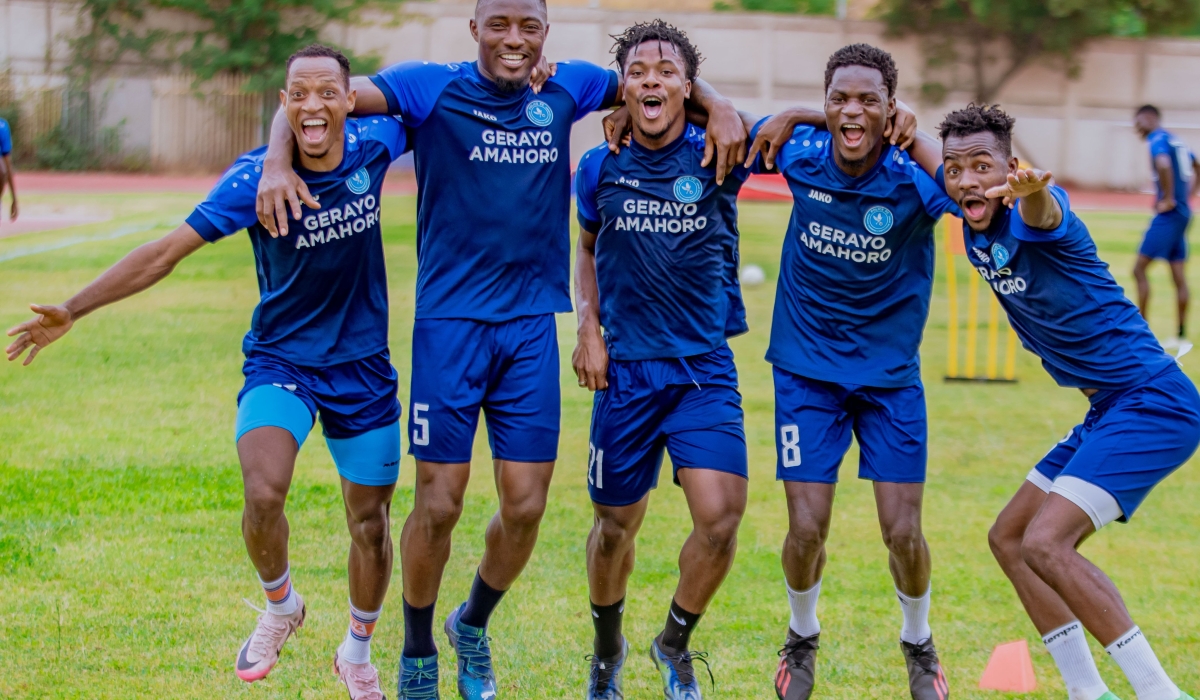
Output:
[965,267,980,378]
[1004,325,1018,380]
[945,227,959,378]
[986,296,1000,379]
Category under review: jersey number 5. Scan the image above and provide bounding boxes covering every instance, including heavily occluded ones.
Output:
[412,403,430,446]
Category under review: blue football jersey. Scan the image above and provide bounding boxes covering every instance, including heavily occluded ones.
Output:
[1148,129,1195,217]
[185,117,408,367]
[370,60,619,322]
[756,121,959,388]
[962,184,1175,391]
[0,118,11,156]
[575,125,749,361]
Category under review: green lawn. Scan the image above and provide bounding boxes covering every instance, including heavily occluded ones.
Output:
[1,193,1198,699]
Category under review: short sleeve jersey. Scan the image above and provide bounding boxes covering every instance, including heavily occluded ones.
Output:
[1147,129,1195,217]
[575,125,749,361]
[185,117,408,367]
[757,121,959,388]
[0,118,12,156]
[370,60,619,322]
[962,184,1174,391]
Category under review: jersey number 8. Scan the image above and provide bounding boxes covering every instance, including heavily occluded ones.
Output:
[780,424,802,468]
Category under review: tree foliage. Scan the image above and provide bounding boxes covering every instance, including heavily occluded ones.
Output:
[879,0,1200,103]
[68,0,387,92]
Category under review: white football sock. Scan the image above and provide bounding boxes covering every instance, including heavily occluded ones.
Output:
[786,579,821,637]
[259,566,299,616]
[1106,626,1181,700]
[1043,621,1110,700]
[896,587,932,644]
[339,603,381,665]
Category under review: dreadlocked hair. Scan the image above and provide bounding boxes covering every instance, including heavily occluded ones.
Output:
[824,43,897,97]
[611,20,702,81]
[938,103,1017,156]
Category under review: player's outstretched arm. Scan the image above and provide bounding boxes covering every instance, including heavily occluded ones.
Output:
[5,224,206,365]
[256,107,319,238]
[572,229,608,391]
[1154,153,1176,213]
[986,168,1062,230]
[743,100,919,171]
[687,80,747,185]
[906,130,943,178]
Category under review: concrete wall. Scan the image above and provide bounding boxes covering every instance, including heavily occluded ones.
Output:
[4,0,1200,187]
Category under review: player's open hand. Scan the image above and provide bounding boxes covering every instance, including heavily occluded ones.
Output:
[744,111,795,172]
[530,57,556,94]
[886,99,918,150]
[8,197,17,223]
[572,331,609,391]
[985,168,1053,208]
[256,162,319,238]
[702,98,748,185]
[6,304,73,366]
[604,107,633,154]
[1156,197,1177,214]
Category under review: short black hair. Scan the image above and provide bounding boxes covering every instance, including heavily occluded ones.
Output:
[824,43,897,97]
[286,44,351,88]
[1136,104,1161,118]
[938,103,1017,156]
[611,20,702,82]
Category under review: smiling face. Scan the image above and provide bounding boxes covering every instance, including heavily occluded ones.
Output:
[622,40,692,147]
[471,0,548,92]
[282,56,355,170]
[942,131,1018,231]
[825,65,894,175]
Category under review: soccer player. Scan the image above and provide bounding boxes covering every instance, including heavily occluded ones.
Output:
[1132,105,1199,349]
[573,21,751,700]
[744,44,956,700]
[919,103,1199,700]
[253,2,747,698]
[6,45,406,699]
[0,114,17,223]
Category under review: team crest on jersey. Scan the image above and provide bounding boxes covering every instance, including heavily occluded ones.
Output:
[525,100,554,127]
[991,243,1011,268]
[673,176,703,203]
[346,167,371,195]
[864,206,893,234]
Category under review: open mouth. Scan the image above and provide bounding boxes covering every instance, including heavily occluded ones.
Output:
[840,123,865,148]
[961,196,989,221]
[301,118,328,144]
[640,96,664,120]
[499,52,527,69]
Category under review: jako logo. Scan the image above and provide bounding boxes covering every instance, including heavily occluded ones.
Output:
[525,100,554,127]
[617,176,640,188]
[346,167,371,195]
[972,247,991,263]
[674,176,703,203]
[808,189,832,204]
[863,205,894,235]
[473,109,498,122]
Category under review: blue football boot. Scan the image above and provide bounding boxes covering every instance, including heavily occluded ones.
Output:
[444,603,498,700]
[586,637,629,700]
[649,638,712,700]
[397,653,440,699]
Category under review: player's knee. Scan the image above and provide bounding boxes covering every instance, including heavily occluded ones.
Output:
[1019,530,1059,575]
[416,493,464,538]
[243,483,288,525]
[881,520,924,560]
[348,508,391,553]
[987,520,1022,567]
[698,513,741,557]
[593,516,636,557]
[785,515,827,555]
[500,491,548,531]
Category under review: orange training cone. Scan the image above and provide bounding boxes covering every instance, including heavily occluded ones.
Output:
[979,639,1037,692]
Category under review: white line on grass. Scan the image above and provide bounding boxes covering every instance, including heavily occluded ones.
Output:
[0,221,173,263]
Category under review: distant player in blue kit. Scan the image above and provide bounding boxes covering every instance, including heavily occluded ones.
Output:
[6,46,406,699]
[573,22,750,700]
[915,103,1200,700]
[742,44,955,700]
[0,114,17,223]
[254,1,748,698]
[1132,105,1199,349]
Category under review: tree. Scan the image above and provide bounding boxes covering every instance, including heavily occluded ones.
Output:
[878,0,1199,104]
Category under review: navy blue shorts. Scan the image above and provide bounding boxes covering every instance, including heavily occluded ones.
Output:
[774,367,927,483]
[409,314,560,463]
[588,344,747,507]
[1139,210,1190,261]
[236,351,402,486]
[1033,365,1200,521]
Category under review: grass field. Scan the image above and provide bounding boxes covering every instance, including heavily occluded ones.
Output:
[2,190,1199,700]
